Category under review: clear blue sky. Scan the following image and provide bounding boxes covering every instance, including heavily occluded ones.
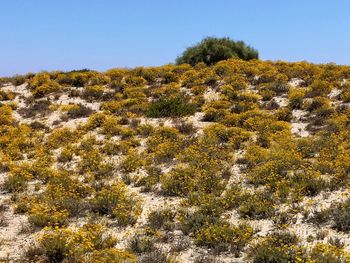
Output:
[1,0,349,76]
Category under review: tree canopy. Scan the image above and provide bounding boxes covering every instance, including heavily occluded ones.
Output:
[176,37,259,66]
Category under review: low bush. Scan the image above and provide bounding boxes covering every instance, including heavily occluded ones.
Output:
[247,231,306,263]
[332,198,350,232]
[66,104,94,119]
[145,95,197,118]
[28,203,68,227]
[309,243,350,263]
[92,182,141,226]
[3,172,28,192]
[238,191,275,219]
[288,88,305,109]
[119,150,145,174]
[195,222,254,255]
[27,224,119,262]
[307,80,333,97]
[82,85,105,101]
[28,72,61,98]
[128,233,155,254]
[18,99,52,118]
[88,248,136,263]
[147,208,176,230]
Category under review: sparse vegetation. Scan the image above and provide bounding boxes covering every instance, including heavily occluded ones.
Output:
[2,60,350,261]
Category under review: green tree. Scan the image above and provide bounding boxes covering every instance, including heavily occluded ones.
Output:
[176,37,258,66]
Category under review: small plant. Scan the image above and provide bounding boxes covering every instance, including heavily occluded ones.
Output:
[195,222,254,256]
[128,234,155,254]
[92,182,142,226]
[147,208,176,230]
[82,85,105,101]
[309,243,350,263]
[288,88,305,109]
[66,104,94,119]
[27,224,120,262]
[119,150,145,174]
[146,95,197,118]
[247,231,306,263]
[332,198,350,232]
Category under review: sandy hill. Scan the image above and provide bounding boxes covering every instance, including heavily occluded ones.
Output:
[1,59,350,262]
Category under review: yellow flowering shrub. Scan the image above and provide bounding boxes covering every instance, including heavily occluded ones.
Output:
[288,88,306,109]
[30,224,121,262]
[340,83,350,102]
[47,127,80,148]
[28,72,62,98]
[0,89,15,100]
[28,203,69,227]
[308,243,350,262]
[308,80,333,97]
[3,59,350,261]
[88,248,136,263]
[0,104,15,126]
[119,150,145,174]
[83,85,105,100]
[92,182,142,226]
[247,231,307,262]
[195,222,254,255]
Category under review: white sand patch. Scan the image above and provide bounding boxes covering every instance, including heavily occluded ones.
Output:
[328,88,341,99]
[227,150,245,187]
[186,112,212,130]
[139,117,174,127]
[56,94,100,111]
[204,88,220,102]
[291,122,309,137]
[301,188,350,213]
[61,117,89,129]
[288,78,304,87]
[291,109,310,137]
[274,96,289,107]
[1,83,31,99]
[0,195,33,260]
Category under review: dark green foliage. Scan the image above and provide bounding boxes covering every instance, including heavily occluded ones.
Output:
[308,198,350,233]
[247,231,304,263]
[332,198,350,232]
[176,37,258,66]
[66,104,94,119]
[146,95,197,118]
[147,209,176,230]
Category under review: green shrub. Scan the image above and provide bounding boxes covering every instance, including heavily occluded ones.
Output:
[195,222,254,255]
[146,95,197,118]
[332,198,350,232]
[147,208,176,230]
[309,243,350,263]
[128,234,155,254]
[288,88,305,109]
[83,85,105,100]
[3,173,28,192]
[66,104,94,119]
[238,191,275,219]
[308,80,333,97]
[161,166,196,196]
[92,182,141,226]
[176,37,258,66]
[247,231,306,263]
